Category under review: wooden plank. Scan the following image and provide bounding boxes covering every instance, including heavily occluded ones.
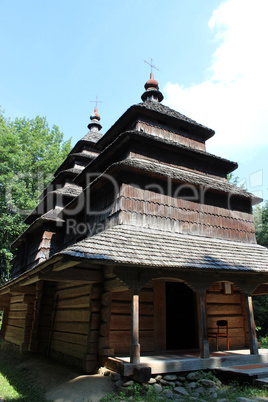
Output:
[110,315,153,331]
[153,280,166,350]
[10,285,36,295]
[206,304,243,315]
[207,316,244,328]
[56,295,90,309]
[10,295,24,304]
[111,301,153,316]
[104,279,129,293]
[53,260,80,272]
[51,339,86,359]
[54,309,90,322]
[9,303,34,312]
[52,331,87,346]
[206,293,241,304]
[53,322,89,335]
[5,325,24,338]
[39,268,103,283]
[245,295,259,354]
[5,333,23,346]
[7,318,25,328]
[55,285,91,299]
[112,289,153,303]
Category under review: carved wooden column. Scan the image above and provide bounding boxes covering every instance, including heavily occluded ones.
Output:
[130,288,140,364]
[245,294,259,355]
[197,291,210,358]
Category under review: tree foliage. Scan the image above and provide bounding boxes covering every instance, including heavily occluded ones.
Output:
[0,109,71,283]
[253,201,268,337]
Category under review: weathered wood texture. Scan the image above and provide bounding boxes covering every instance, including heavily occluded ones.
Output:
[49,283,91,360]
[135,121,206,151]
[110,284,154,354]
[4,290,36,352]
[117,185,255,243]
[12,229,56,277]
[206,282,248,349]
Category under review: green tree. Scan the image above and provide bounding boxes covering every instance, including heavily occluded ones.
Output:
[254,201,268,248]
[253,201,268,337]
[0,109,71,283]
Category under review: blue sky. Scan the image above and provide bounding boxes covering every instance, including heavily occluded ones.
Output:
[1,0,267,201]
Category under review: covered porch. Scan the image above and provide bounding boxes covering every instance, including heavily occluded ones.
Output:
[106,349,268,377]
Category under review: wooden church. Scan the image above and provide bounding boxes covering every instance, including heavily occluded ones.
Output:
[1,72,268,375]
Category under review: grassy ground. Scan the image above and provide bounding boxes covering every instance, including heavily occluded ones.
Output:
[0,344,268,401]
[0,347,46,402]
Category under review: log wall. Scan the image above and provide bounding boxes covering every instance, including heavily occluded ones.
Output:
[206,282,248,349]
[49,283,91,364]
[110,284,154,354]
[4,293,35,352]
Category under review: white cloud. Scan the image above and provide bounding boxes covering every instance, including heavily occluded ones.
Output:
[164,0,268,161]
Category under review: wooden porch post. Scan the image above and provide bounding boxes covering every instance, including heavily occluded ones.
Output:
[245,294,259,355]
[197,291,210,358]
[130,288,140,364]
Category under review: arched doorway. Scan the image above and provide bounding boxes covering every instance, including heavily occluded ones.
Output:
[165,281,198,350]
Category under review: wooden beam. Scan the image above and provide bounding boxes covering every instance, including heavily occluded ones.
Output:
[130,289,140,364]
[39,268,103,283]
[53,259,81,272]
[245,294,259,355]
[10,285,36,295]
[104,278,129,293]
[197,291,210,359]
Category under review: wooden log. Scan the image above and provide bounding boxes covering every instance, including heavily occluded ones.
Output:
[111,301,153,316]
[206,293,241,304]
[130,290,140,364]
[51,339,86,359]
[53,322,89,335]
[56,295,90,309]
[9,303,34,313]
[207,315,244,328]
[54,309,90,322]
[245,295,259,355]
[39,268,103,283]
[53,260,80,272]
[29,281,43,352]
[90,313,101,330]
[55,285,91,299]
[91,284,102,300]
[110,315,153,331]
[206,304,243,315]
[196,292,209,358]
[101,292,112,307]
[52,331,87,346]
[104,279,129,293]
[10,285,36,295]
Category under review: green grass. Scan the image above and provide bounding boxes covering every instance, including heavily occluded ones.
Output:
[0,347,46,401]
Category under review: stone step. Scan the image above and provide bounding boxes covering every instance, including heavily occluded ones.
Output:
[254,376,268,387]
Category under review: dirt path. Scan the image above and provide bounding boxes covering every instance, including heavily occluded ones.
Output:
[16,357,117,401]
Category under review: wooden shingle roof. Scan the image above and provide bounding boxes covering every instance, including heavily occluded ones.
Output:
[61,225,268,272]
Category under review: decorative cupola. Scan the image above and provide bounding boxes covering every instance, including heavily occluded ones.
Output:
[141,65,164,103]
[88,105,102,132]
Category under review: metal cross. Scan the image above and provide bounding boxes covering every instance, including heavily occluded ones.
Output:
[144,58,159,74]
[90,96,103,108]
